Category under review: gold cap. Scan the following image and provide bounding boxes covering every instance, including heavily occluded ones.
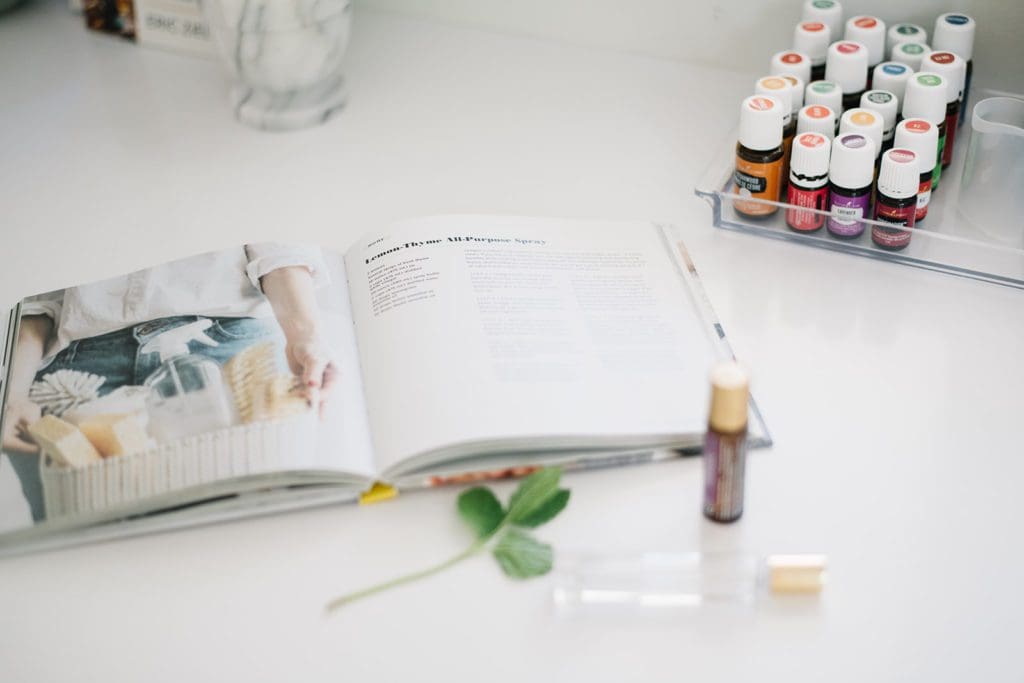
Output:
[766,554,828,594]
[708,361,750,433]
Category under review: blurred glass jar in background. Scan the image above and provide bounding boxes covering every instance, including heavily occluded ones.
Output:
[201,0,352,131]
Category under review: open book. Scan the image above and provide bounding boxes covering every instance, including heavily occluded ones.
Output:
[0,216,768,554]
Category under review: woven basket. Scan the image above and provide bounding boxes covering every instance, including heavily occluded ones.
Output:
[39,413,319,519]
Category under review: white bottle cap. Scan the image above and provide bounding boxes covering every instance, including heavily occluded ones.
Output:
[891,41,930,71]
[781,75,805,112]
[872,62,912,103]
[933,13,975,62]
[829,133,876,189]
[794,21,832,66]
[802,0,843,43]
[860,90,898,139]
[844,16,886,66]
[923,51,967,103]
[797,104,837,138]
[894,118,939,173]
[902,72,947,124]
[839,108,884,158]
[755,76,794,125]
[877,148,920,199]
[771,51,812,86]
[886,23,927,58]
[804,80,843,112]
[790,132,832,181]
[825,41,868,94]
[739,95,784,151]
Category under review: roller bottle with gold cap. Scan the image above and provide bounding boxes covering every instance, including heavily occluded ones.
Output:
[702,361,750,523]
[551,552,827,613]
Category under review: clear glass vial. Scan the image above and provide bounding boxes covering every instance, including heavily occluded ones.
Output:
[553,551,826,613]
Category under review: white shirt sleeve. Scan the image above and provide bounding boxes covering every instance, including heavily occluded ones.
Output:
[244,243,331,292]
[21,289,64,322]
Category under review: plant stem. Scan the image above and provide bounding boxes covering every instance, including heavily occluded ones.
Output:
[325,538,487,612]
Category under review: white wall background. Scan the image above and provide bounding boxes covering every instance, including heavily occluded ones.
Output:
[356,0,1024,91]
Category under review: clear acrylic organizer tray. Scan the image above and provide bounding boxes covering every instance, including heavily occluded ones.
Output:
[694,89,1024,289]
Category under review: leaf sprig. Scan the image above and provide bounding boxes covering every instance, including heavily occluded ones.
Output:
[325,467,570,612]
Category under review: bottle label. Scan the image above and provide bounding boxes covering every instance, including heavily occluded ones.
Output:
[854,17,878,29]
[915,176,932,220]
[837,42,861,54]
[802,22,826,32]
[804,105,831,119]
[703,431,746,522]
[866,91,893,105]
[945,14,970,25]
[734,156,782,216]
[735,169,767,194]
[901,43,925,56]
[812,0,835,8]
[786,182,829,232]
[811,81,837,93]
[827,191,870,237]
[873,199,916,248]
[905,119,931,133]
[896,24,921,36]
[881,63,907,76]
[850,110,877,126]
[781,52,804,64]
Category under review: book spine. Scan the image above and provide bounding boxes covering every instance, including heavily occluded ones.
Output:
[0,305,21,452]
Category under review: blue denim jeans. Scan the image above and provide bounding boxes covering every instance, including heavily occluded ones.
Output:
[6,316,282,522]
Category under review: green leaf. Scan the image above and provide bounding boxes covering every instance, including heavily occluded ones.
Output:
[507,467,563,524]
[492,529,553,579]
[457,487,505,538]
[514,488,570,528]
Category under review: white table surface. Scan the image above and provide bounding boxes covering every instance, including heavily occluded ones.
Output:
[2,2,1024,681]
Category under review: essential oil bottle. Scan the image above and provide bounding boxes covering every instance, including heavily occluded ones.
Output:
[805,81,844,128]
[860,90,898,153]
[825,41,868,111]
[797,103,836,139]
[802,0,843,42]
[733,95,785,218]
[924,51,967,169]
[902,72,948,190]
[827,133,876,238]
[872,148,919,250]
[755,76,797,187]
[793,21,831,81]
[771,50,812,87]
[786,132,832,233]
[886,23,927,58]
[894,118,938,222]
[844,16,885,87]
[891,41,929,71]
[839,108,884,167]
[933,13,975,126]
[871,62,912,104]
[703,361,750,524]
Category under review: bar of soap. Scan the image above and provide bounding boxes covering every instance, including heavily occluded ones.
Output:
[28,415,102,468]
[78,413,150,457]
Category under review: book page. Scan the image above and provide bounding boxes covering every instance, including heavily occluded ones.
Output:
[344,216,717,473]
[0,244,374,537]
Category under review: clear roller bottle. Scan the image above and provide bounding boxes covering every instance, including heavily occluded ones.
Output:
[552,551,826,613]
